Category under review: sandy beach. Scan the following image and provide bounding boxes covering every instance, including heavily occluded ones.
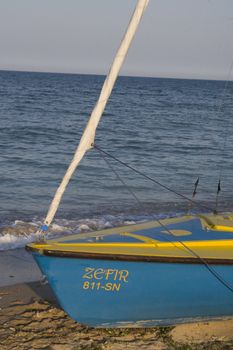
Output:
[1,278,233,350]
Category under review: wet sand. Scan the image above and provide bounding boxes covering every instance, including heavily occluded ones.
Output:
[0,249,42,287]
[1,282,233,350]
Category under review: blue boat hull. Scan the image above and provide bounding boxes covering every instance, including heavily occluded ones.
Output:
[33,252,233,327]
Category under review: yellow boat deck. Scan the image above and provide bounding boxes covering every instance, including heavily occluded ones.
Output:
[27,214,233,263]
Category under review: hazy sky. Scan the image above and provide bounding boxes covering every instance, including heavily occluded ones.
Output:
[0,0,233,80]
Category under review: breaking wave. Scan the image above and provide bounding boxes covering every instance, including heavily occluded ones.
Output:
[0,215,145,251]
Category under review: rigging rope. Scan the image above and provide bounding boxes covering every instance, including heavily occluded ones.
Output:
[214,57,233,213]
[93,144,214,212]
[95,146,233,295]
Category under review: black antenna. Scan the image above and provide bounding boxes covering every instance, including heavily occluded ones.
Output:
[187,177,199,214]
[192,177,199,198]
[214,179,221,215]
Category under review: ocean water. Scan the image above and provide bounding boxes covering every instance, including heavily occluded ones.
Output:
[0,70,233,250]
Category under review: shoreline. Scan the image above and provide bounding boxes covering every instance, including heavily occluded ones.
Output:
[1,282,233,350]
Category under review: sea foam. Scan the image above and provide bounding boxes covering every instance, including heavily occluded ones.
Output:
[0,216,139,251]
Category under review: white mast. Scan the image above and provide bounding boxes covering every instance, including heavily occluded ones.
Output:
[43,0,149,230]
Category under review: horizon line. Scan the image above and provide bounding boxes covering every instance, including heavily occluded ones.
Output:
[0,67,232,83]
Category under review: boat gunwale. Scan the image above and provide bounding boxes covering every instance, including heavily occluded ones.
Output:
[26,245,233,265]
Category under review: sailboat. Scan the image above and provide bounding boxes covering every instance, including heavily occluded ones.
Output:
[27,0,233,327]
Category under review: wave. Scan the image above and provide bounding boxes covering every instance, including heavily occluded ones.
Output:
[0,208,187,251]
[0,215,144,251]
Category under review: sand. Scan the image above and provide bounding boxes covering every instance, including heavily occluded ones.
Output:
[0,249,42,287]
[1,281,233,350]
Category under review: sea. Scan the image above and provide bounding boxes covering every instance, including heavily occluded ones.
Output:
[1,70,233,251]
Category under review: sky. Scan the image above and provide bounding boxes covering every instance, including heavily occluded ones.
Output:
[0,0,233,80]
